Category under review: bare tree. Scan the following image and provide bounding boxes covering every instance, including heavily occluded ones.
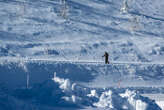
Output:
[121,0,129,13]
[60,0,69,19]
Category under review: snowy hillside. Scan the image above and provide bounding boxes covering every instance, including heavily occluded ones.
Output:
[0,0,164,62]
[1,0,164,110]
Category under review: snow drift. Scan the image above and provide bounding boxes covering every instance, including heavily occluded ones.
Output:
[0,60,163,110]
[0,73,161,110]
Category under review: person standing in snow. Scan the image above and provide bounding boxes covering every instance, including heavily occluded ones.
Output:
[102,52,109,64]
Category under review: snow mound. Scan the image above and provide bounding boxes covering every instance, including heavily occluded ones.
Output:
[93,89,161,110]
[52,74,162,110]
[0,72,162,110]
[93,90,113,108]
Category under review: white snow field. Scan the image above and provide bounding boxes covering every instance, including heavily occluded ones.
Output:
[0,0,164,110]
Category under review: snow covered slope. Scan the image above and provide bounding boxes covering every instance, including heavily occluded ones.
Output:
[1,0,164,109]
[0,0,164,62]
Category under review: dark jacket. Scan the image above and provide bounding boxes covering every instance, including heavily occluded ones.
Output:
[102,52,109,64]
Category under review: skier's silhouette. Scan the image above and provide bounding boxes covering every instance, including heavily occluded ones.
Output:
[102,52,109,64]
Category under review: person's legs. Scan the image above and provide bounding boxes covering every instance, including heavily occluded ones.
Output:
[105,59,108,64]
[105,57,109,64]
